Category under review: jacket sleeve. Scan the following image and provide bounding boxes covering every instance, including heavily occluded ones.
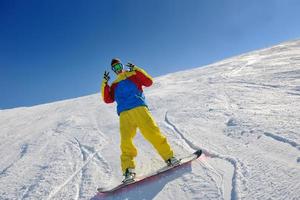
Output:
[101,80,115,103]
[134,66,153,87]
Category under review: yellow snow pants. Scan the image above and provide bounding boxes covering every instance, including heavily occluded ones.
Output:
[119,106,174,173]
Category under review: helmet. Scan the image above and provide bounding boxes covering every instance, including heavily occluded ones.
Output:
[111,58,121,66]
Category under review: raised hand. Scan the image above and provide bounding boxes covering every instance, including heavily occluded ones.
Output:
[126,62,136,72]
[103,70,110,82]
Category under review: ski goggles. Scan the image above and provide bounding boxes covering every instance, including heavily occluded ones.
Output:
[112,63,123,73]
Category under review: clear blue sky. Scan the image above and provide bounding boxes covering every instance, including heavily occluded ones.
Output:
[1,0,300,109]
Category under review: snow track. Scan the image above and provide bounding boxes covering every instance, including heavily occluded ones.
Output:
[263,132,300,150]
[46,150,97,200]
[46,131,112,200]
[164,111,249,200]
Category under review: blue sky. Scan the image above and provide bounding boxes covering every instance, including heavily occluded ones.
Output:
[1,0,300,109]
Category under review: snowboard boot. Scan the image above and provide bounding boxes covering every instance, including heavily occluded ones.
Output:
[165,156,180,167]
[122,168,136,183]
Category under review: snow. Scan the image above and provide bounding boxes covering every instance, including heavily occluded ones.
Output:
[1,39,300,200]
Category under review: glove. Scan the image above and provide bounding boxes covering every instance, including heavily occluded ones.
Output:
[126,62,136,72]
[103,71,110,83]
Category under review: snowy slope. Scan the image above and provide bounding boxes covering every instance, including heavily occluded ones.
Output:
[1,39,300,200]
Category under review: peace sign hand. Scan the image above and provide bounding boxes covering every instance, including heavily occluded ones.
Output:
[103,71,110,82]
[126,62,136,72]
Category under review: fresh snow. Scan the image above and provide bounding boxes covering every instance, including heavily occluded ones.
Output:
[1,39,300,200]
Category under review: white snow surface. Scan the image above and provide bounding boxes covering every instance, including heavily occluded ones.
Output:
[1,39,300,200]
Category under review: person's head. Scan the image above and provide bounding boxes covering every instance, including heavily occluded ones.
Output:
[111,58,124,74]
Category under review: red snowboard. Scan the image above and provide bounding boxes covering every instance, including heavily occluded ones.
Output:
[96,149,202,194]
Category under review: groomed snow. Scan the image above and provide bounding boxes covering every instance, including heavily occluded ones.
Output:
[0,39,300,200]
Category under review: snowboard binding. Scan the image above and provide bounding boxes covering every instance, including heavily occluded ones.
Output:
[165,156,181,167]
[122,168,136,183]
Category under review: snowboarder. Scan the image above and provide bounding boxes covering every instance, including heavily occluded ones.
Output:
[101,58,179,183]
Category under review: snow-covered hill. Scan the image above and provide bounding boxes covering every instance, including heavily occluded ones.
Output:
[1,39,300,200]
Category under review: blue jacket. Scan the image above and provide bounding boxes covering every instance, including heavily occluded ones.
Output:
[102,66,153,115]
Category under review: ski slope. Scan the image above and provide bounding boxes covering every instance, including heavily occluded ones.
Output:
[1,39,300,200]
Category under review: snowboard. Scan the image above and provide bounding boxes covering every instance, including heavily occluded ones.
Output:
[97,149,202,194]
